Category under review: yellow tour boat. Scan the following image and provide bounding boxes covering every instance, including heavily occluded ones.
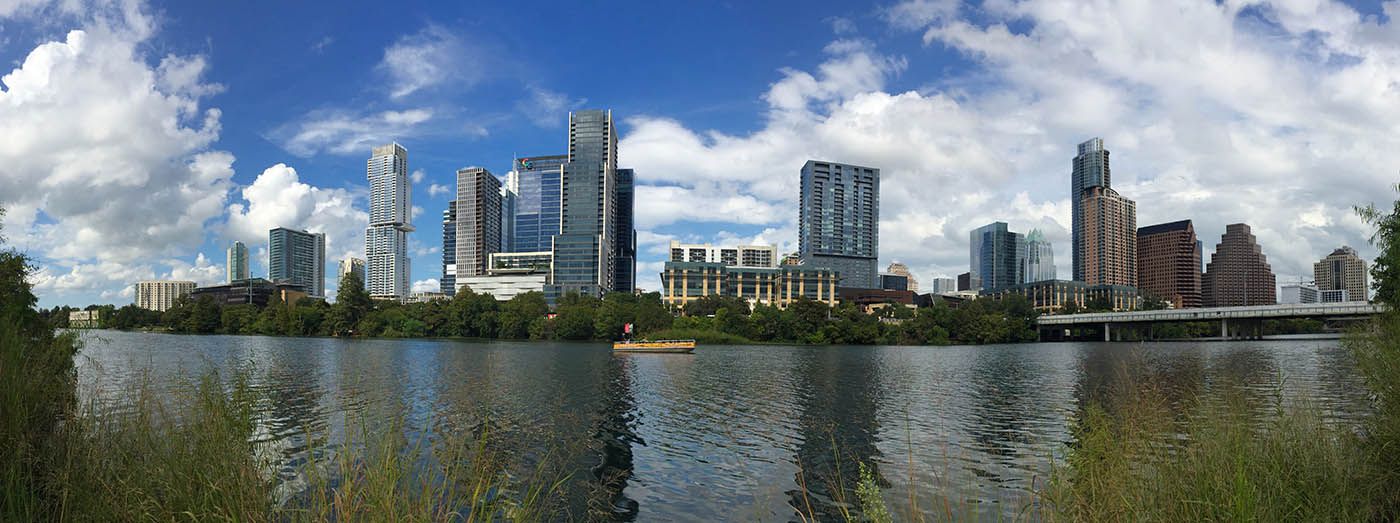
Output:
[612,339,696,354]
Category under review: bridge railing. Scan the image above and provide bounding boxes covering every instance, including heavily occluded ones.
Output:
[1037,302,1385,325]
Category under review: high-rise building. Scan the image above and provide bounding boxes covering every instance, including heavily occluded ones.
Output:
[886,262,919,292]
[546,110,618,300]
[1079,186,1137,286]
[1313,246,1368,302]
[957,272,978,292]
[507,155,566,253]
[1203,223,1276,306]
[441,205,456,296]
[338,257,366,286]
[226,241,248,283]
[798,160,880,288]
[1071,137,1110,281]
[134,280,195,312]
[1023,229,1056,283]
[929,277,957,294]
[454,167,502,281]
[269,227,326,298]
[366,143,413,300]
[1137,220,1202,309]
[500,185,517,254]
[613,167,636,293]
[668,241,779,268]
[970,222,1025,292]
[660,262,839,309]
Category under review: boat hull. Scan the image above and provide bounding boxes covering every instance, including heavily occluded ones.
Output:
[612,340,696,353]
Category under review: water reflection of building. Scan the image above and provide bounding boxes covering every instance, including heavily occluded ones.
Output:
[590,355,640,520]
[786,348,885,521]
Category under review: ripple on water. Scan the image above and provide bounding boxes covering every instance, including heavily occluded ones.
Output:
[75,332,1371,521]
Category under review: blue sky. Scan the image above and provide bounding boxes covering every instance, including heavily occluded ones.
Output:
[3,0,1397,307]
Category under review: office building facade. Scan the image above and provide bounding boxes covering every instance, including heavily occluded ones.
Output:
[885,262,919,292]
[269,227,326,298]
[441,205,456,295]
[1023,229,1056,283]
[987,279,1139,313]
[338,257,366,286]
[613,167,636,292]
[134,280,195,312]
[189,278,307,307]
[507,155,566,253]
[500,186,516,254]
[547,110,618,299]
[798,160,880,288]
[970,222,1025,292]
[454,167,503,280]
[668,241,779,267]
[366,143,413,300]
[1079,186,1137,286]
[929,277,956,294]
[660,261,840,309]
[226,241,248,283]
[1281,283,1319,304]
[1137,220,1202,309]
[1203,223,1276,306]
[1313,246,1368,302]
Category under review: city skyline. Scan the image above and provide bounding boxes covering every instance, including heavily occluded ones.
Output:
[5,0,1394,308]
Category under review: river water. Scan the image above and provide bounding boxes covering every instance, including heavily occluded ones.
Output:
[72,331,1370,521]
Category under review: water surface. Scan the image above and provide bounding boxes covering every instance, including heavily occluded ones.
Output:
[73,331,1370,521]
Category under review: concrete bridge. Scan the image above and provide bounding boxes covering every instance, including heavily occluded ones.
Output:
[1036,302,1385,341]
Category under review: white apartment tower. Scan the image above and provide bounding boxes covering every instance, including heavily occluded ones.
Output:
[365,143,413,300]
[134,280,195,312]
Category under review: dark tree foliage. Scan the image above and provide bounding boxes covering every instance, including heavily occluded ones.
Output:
[1359,186,1400,308]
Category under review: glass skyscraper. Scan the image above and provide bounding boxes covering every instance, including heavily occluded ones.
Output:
[226,241,248,283]
[441,206,456,296]
[366,143,413,300]
[547,110,617,299]
[969,222,1024,292]
[1024,228,1056,283]
[798,160,880,288]
[507,155,565,253]
[269,227,326,298]
[1072,137,1136,286]
[613,167,636,292]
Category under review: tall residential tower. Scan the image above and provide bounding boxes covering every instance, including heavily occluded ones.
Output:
[798,160,880,288]
[366,143,413,300]
[269,227,326,298]
[1071,138,1137,286]
[453,167,503,280]
[226,241,248,283]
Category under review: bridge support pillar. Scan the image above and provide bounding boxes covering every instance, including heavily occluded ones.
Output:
[1104,323,1111,342]
[1221,319,1229,340]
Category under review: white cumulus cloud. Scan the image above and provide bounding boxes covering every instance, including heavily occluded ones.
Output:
[225,163,367,269]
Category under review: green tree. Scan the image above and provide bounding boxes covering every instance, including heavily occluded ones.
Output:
[749,304,792,342]
[633,292,673,334]
[0,205,83,519]
[499,292,549,339]
[554,293,600,340]
[327,272,372,336]
[788,297,830,340]
[594,292,638,339]
[1359,186,1400,307]
[683,294,751,317]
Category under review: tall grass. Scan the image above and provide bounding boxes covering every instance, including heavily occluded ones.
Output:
[1041,386,1370,521]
